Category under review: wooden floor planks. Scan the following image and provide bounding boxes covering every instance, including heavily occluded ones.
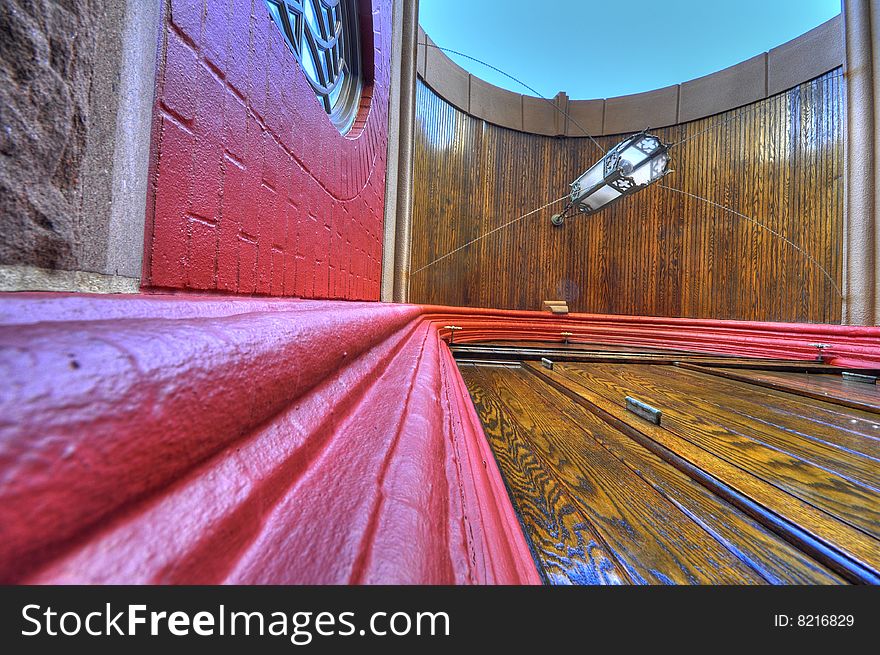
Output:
[460,365,764,584]
[460,365,629,585]
[687,365,880,415]
[547,364,880,536]
[459,358,880,585]
[673,365,880,461]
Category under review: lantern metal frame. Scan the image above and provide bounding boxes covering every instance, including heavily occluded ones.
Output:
[551,130,672,225]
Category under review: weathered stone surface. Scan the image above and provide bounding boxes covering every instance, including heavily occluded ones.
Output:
[0,0,98,270]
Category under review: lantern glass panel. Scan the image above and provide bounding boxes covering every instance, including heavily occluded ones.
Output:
[567,131,671,215]
[581,184,621,211]
[653,153,670,179]
[619,144,649,171]
[636,136,659,153]
[631,162,654,186]
[574,163,605,197]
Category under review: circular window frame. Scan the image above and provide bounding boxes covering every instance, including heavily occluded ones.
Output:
[265,0,365,135]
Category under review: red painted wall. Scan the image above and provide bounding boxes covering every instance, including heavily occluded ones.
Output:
[143,0,390,300]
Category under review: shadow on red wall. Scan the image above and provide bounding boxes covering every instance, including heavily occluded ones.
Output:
[143,0,391,300]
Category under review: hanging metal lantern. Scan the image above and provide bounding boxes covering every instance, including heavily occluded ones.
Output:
[551,130,672,225]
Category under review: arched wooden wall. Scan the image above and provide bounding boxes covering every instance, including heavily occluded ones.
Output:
[410,71,844,324]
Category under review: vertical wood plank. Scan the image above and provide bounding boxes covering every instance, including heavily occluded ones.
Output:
[411,70,844,323]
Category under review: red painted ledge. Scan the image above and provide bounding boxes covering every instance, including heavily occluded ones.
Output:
[1,293,878,585]
[0,293,538,584]
[421,305,880,368]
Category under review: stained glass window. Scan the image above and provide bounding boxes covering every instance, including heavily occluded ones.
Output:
[265,0,363,134]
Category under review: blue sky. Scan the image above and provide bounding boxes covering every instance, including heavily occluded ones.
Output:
[418,0,841,99]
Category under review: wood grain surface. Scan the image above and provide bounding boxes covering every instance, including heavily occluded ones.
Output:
[548,364,880,515]
[519,361,880,582]
[459,354,880,583]
[460,364,768,584]
[682,365,880,415]
[412,71,844,323]
[458,364,630,585]
[451,342,839,368]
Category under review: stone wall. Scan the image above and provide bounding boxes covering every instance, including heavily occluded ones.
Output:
[0,0,158,290]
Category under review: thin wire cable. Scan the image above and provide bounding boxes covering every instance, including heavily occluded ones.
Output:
[659,184,843,298]
[410,195,569,275]
[425,43,606,155]
[412,52,842,288]
[427,48,843,155]
[670,71,844,148]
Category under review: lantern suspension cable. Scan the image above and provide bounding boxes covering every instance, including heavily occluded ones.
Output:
[410,44,595,277]
[549,70,844,225]
[670,71,843,149]
[409,194,569,275]
[424,43,672,223]
[551,129,673,225]
[425,45,843,159]
[659,185,843,298]
[411,49,842,296]
[425,43,606,155]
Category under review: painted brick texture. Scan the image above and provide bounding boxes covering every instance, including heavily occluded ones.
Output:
[143,0,391,300]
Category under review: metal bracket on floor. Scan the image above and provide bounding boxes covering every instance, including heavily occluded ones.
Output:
[625,396,662,425]
[541,357,554,370]
[842,371,877,384]
[810,343,832,362]
[444,325,463,344]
